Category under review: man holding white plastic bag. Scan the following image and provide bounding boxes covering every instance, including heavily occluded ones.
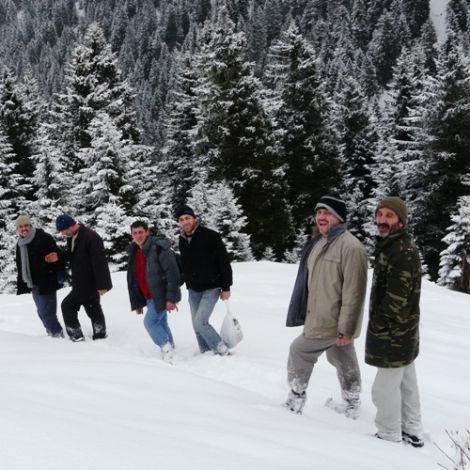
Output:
[176,205,234,355]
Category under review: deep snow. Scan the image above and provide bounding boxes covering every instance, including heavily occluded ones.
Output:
[0,261,468,470]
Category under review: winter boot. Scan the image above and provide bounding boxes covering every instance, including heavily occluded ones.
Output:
[325,397,360,419]
[284,390,307,415]
[67,327,85,342]
[161,342,174,363]
[92,323,107,340]
[402,431,424,448]
[216,342,230,356]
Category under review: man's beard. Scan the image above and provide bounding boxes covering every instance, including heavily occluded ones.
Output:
[377,221,402,238]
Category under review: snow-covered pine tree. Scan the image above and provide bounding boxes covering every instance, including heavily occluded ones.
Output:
[269,23,340,236]
[438,195,470,293]
[409,32,470,279]
[50,22,141,176]
[30,122,74,231]
[0,69,40,207]
[74,112,135,266]
[0,128,19,293]
[187,179,252,261]
[333,64,376,243]
[161,51,201,211]
[193,9,291,259]
[366,6,411,87]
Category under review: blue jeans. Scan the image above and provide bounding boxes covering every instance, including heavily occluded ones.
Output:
[31,286,63,336]
[188,288,223,353]
[144,299,174,348]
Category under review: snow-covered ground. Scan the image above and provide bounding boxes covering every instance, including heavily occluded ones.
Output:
[0,261,468,470]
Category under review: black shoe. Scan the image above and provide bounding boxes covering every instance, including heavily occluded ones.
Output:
[70,334,85,342]
[67,327,85,342]
[92,331,107,340]
[402,431,424,448]
[92,323,107,340]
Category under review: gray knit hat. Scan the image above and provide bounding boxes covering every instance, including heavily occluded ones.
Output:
[376,197,408,227]
[15,215,32,228]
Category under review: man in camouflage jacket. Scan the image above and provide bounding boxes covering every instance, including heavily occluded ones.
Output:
[366,197,424,447]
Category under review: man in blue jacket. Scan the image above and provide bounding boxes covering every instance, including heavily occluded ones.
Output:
[176,205,232,356]
[127,220,181,362]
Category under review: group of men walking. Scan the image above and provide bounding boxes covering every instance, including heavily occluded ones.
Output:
[14,194,424,448]
[15,206,232,357]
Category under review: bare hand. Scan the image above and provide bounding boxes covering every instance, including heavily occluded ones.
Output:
[166,302,177,312]
[135,308,144,315]
[45,252,59,263]
[336,335,353,347]
[220,291,231,301]
[98,289,108,296]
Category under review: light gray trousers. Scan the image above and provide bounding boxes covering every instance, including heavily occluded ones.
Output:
[372,362,423,442]
[287,334,361,401]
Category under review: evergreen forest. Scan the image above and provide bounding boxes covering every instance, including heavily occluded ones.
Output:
[0,0,469,294]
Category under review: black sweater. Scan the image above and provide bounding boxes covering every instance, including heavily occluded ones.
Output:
[179,225,232,292]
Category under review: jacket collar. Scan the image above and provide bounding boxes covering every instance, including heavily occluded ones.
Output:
[376,228,408,250]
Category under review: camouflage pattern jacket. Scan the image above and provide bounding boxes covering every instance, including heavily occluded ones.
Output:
[366,229,421,368]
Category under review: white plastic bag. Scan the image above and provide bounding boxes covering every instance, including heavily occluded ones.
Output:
[220,301,243,348]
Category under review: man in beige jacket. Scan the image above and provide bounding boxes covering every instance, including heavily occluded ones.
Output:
[285,194,368,416]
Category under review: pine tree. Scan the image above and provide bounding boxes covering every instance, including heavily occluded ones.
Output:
[51,22,140,173]
[162,51,201,211]
[0,128,19,293]
[187,179,253,261]
[366,8,411,86]
[333,67,376,242]
[193,10,291,258]
[407,33,470,279]
[73,112,136,264]
[0,69,40,205]
[438,195,470,293]
[270,24,340,235]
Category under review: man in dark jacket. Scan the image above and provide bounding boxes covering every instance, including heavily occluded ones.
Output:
[366,197,424,447]
[176,205,232,355]
[54,214,112,342]
[127,221,181,361]
[15,215,63,337]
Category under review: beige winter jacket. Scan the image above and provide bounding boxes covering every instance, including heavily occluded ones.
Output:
[303,229,368,339]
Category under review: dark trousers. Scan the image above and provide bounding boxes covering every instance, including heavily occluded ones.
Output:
[61,290,106,339]
[31,286,63,336]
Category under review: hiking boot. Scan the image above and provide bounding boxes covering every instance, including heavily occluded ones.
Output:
[47,329,64,338]
[284,390,307,415]
[375,433,402,443]
[325,397,360,419]
[216,342,230,356]
[67,327,85,342]
[402,431,424,448]
[344,397,360,419]
[92,323,107,340]
[161,342,174,363]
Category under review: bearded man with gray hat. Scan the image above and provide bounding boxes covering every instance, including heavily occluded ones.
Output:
[367,196,424,447]
[53,214,112,342]
[15,215,64,337]
[285,194,368,416]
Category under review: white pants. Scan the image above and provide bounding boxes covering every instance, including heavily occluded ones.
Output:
[372,362,423,442]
